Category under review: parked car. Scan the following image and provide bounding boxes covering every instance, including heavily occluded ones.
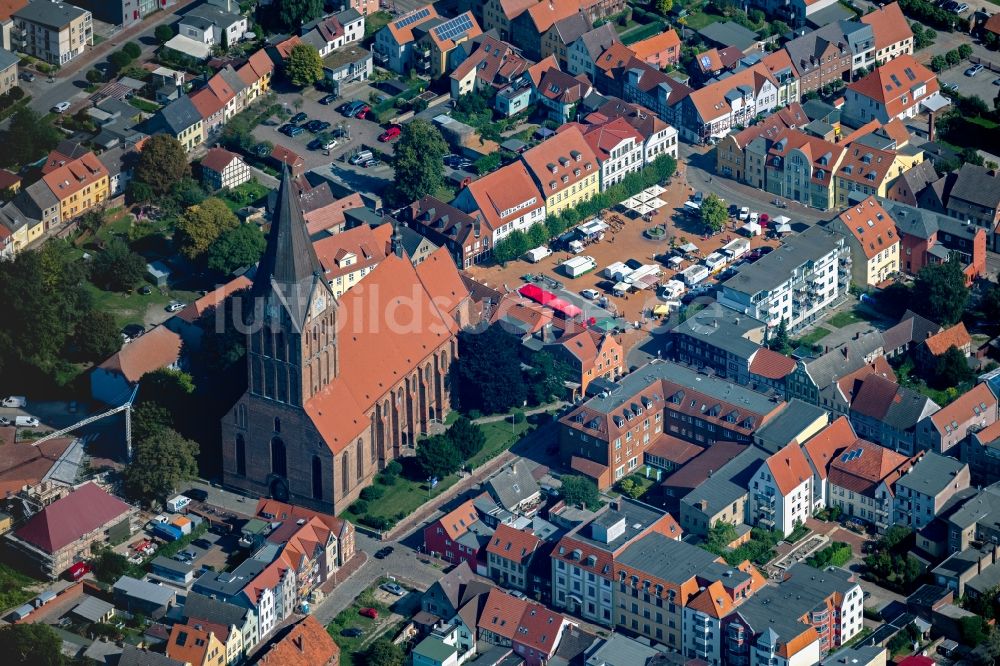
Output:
[287,125,305,137]
[580,289,599,299]
[954,2,968,11]
[290,112,308,124]
[341,628,364,637]
[122,324,144,341]
[1,396,26,408]
[359,607,378,619]
[15,416,39,427]
[380,582,405,596]
[943,81,959,92]
[994,78,1000,86]
[320,94,338,105]
[349,150,373,165]
[374,546,394,559]
[339,101,363,116]
[354,106,370,119]
[738,206,750,221]
[304,119,322,132]
[139,285,152,295]
[378,125,402,142]
[320,137,338,150]
[361,158,381,168]
[692,191,704,204]
[254,143,272,157]
[0,417,10,426]
[19,72,34,82]
[748,212,759,224]
[185,488,208,502]
[166,301,185,313]
[51,101,71,113]
[966,64,984,77]
[192,539,211,549]
[771,198,787,208]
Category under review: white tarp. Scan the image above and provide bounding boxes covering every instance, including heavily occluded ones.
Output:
[648,197,668,209]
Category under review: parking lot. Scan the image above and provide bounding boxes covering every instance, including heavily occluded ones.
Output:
[252,82,398,173]
[938,57,1000,103]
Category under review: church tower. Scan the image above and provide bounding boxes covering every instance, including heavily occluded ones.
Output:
[247,167,338,407]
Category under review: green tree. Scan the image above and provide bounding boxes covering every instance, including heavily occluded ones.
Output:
[278,0,323,31]
[92,548,130,584]
[561,475,600,509]
[0,623,64,666]
[127,180,154,205]
[206,223,265,274]
[123,41,142,59]
[492,229,529,264]
[132,402,174,443]
[390,120,447,204]
[700,193,728,233]
[365,639,404,666]
[447,416,486,458]
[945,49,961,66]
[930,54,948,72]
[124,427,199,506]
[73,310,121,362]
[526,222,549,248]
[3,107,61,167]
[284,43,324,87]
[139,368,195,414]
[456,327,528,414]
[546,214,567,238]
[78,209,105,235]
[475,153,501,175]
[155,25,174,44]
[175,197,240,259]
[957,43,973,59]
[134,134,190,196]
[525,350,571,405]
[91,239,146,292]
[932,345,975,389]
[415,434,461,479]
[960,616,989,647]
[109,50,134,73]
[655,0,673,15]
[911,258,968,325]
[616,477,644,499]
[770,319,791,354]
[86,68,104,84]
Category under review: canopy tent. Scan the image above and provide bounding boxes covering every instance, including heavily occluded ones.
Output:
[519,283,555,304]
[635,203,654,215]
[679,242,699,254]
[741,222,761,236]
[631,273,660,290]
[612,281,631,295]
[548,297,582,318]
[621,197,639,209]
[591,318,620,333]
[652,304,671,316]
[645,184,666,197]
[648,197,668,209]
[578,219,609,236]
[634,190,653,203]
[772,215,791,226]
[776,223,792,234]
[667,256,684,268]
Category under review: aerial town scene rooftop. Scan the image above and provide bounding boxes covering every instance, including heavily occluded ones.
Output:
[0,0,999,664]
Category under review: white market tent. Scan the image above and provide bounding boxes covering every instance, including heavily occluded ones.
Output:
[648,197,668,209]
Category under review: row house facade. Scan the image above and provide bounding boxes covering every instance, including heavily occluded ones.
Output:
[679,64,779,143]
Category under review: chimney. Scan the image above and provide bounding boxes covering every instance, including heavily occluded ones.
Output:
[391,220,404,258]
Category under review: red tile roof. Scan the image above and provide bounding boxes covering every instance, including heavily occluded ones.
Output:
[486,524,543,564]
[200,148,241,175]
[458,161,544,231]
[97,325,183,383]
[256,616,340,666]
[686,580,733,618]
[304,193,365,236]
[628,30,680,62]
[767,442,813,495]
[645,433,705,467]
[828,439,911,496]
[166,622,215,666]
[41,152,108,203]
[860,2,913,52]
[14,483,131,554]
[521,125,598,199]
[312,224,389,282]
[802,416,857,480]
[269,145,304,169]
[929,382,997,433]
[848,55,938,119]
[837,196,898,260]
[176,275,252,324]
[749,347,796,379]
[435,499,479,541]
[0,169,21,190]
[923,322,971,357]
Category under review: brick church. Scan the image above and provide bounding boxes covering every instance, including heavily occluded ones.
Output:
[221,168,470,513]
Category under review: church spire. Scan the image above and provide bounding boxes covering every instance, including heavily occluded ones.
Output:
[253,166,328,331]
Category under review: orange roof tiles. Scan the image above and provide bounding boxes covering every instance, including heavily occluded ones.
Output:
[255,497,350,536]
[480,588,526,640]
[387,4,439,44]
[860,2,913,52]
[848,55,938,119]
[730,102,808,148]
[768,129,845,187]
[526,0,583,33]
[802,416,857,480]
[0,0,25,20]
[238,49,274,86]
[574,116,643,162]
[414,246,471,317]
[929,382,996,433]
[256,616,340,666]
[628,30,680,62]
[492,295,553,333]
[97,325,182,383]
[837,196,898,260]
[521,125,598,198]
[312,224,388,281]
[176,275,252,324]
[304,193,365,236]
[200,147,241,174]
[688,64,776,123]
[41,152,108,203]
[274,35,303,60]
[269,145,304,169]
[499,0,537,20]
[166,623,216,666]
[593,42,636,79]
[459,161,544,231]
[486,524,543,564]
[427,11,481,50]
[767,442,813,495]
[749,348,796,379]
[924,322,971,357]
[828,438,911,496]
[436,498,479,541]
[686,580,733,618]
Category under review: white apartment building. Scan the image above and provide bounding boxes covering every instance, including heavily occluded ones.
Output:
[719,225,849,332]
[748,443,814,537]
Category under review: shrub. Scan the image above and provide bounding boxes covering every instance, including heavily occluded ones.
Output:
[360,485,385,501]
[360,515,394,530]
[350,500,369,514]
[384,460,403,477]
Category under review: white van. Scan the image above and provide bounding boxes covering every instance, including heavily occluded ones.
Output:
[15,416,39,427]
[349,150,373,165]
[2,396,26,408]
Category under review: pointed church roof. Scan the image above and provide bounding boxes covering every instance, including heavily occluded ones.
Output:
[253,166,327,331]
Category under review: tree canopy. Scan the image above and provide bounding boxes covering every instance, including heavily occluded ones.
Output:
[365,639,404,666]
[456,327,528,414]
[155,24,174,43]
[0,623,64,666]
[91,239,146,292]
[560,475,600,510]
[134,134,190,196]
[73,310,121,363]
[414,435,461,480]
[911,257,968,325]
[124,426,199,506]
[206,223,265,274]
[447,416,486,458]
[277,0,323,31]
[175,197,240,259]
[284,44,324,87]
[2,108,61,168]
[390,120,447,205]
[700,194,728,233]
[931,345,975,389]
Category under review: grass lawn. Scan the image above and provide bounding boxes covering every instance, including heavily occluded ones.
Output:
[221,180,270,211]
[827,311,863,328]
[364,11,393,41]
[680,11,720,29]
[128,97,161,114]
[84,282,200,329]
[468,417,532,468]
[795,327,831,347]
[0,563,38,612]
[327,583,400,666]
[340,471,461,527]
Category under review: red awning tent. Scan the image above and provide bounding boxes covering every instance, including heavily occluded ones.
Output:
[519,285,582,318]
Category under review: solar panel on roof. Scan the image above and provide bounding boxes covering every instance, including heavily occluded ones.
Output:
[394,7,430,29]
[700,55,711,68]
[904,67,916,81]
[434,14,473,42]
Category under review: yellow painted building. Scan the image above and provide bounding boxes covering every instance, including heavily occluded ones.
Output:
[521,125,600,217]
[830,196,900,287]
[834,145,925,207]
[42,152,109,222]
[418,11,481,78]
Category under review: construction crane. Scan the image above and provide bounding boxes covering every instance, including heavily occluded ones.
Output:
[30,386,139,460]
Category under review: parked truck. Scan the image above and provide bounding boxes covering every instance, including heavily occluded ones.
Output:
[524,246,552,263]
[561,256,597,278]
[152,522,184,542]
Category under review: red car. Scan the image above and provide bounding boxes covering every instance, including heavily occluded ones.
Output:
[354,105,370,119]
[379,125,401,142]
[359,607,379,619]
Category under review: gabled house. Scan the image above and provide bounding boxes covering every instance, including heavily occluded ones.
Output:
[91,325,183,405]
[540,10,592,67]
[373,4,440,74]
[943,164,1000,251]
[860,2,914,65]
[893,452,970,530]
[478,588,572,666]
[551,328,623,395]
[166,622,226,666]
[182,592,258,664]
[423,499,494,571]
[299,9,364,57]
[916,321,972,371]
[177,4,247,48]
[413,11,482,78]
[883,198,986,283]
[828,196,899,286]
[452,161,545,242]
[748,442,814,536]
[847,373,939,456]
[826,438,914,529]
[843,55,944,125]
[715,103,808,187]
[565,22,619,79]
[146,94,204,151]
[680,63,779,143]
[200,148,251,191]
[520,125,599,215]
[449,35,532,99]
[484,460,542,516]
[533,66,592,123]
[253,616,339,666]
[236,49,274,103]
[567,116,644,189]
[404,196,492,268]
[802,416,859,510]
[485,523,543,592]
[761,128,846,210]
[628,30,680,69]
